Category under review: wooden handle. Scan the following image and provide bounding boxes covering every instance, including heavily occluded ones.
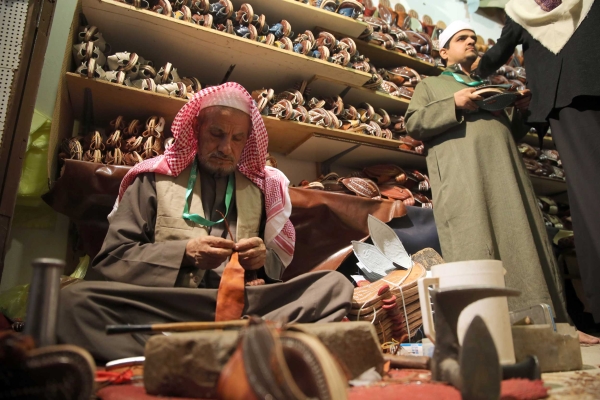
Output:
[106,320,248,335]
[384,354,430,370]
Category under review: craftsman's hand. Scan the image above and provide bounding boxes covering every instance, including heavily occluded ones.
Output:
[235,237,266,271]
[454,88,482,111]
[514,89,532,112]
[185,236,235,270]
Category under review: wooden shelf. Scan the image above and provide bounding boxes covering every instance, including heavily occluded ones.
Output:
[229,0,368,38]
[309,75,410,115]
[529,175,567,196]
[65,72,413,156]
[520,133,555,149]
[317,27,443,75]
[81,0,371,93]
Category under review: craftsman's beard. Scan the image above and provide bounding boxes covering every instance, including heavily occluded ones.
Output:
[198,151,236,178]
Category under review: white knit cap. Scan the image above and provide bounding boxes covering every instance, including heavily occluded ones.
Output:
[198,87,252,116]
[439,20,475,49]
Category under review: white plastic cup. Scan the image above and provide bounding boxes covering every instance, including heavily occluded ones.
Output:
[418,259,516,365]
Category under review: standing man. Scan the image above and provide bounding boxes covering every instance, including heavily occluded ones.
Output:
[56,83,354,362]
[475,0,600,333]
[405,21,568,323]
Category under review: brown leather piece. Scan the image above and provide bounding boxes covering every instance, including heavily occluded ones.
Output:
[42,161,407,281]
[215,253,246,321]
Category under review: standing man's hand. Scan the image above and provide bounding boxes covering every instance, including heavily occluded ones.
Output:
[454,88,482,111]
[514,89,532,112]
[235,237,266,271]
[185,236,235,270]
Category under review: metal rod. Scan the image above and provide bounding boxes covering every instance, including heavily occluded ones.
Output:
[24,258,65,347]
[106,320,249,335]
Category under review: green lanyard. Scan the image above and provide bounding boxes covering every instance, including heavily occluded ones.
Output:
[441,71,485,87]
[182,159,234,226]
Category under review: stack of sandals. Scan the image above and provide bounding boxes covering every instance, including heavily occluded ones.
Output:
[252,85,425,146]
[298,165,433,208]
[518,143,565,181]
[114,0,363,69]
[350,247,444,344]
[358,1,438,65]
[58,115,173,166]
[74,25,203,99]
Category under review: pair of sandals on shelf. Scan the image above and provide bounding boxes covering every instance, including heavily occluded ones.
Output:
[364,66,422,99]
[59,116,173,167]
[358,3,437,65]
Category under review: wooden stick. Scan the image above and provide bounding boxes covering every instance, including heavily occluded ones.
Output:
[383,354,430,370]
[106,320,249,335]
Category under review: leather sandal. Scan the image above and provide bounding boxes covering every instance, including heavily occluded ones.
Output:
[72,41,107,68]
[363,73,383,89]
[340,105,358,121]
[340,177,381,199]
[132,77,158,92]
[192,13,214,27]
[75,59,106,80]
[105,148,125,165]
[141,136,163,159]
[331,49,351,66]
[234,3,254,25]
[394,41,417,57]
[60,138,83,161]
[103,70,127,85]
[251,88,274,114]
[270,100,295,120]
[338,37,357,56]
[269,20,293,39]
[173,5,193,22]
[155,62,181,84]
[124,119,142,137]
[357,102,375,122]
[78,25,111,54]
[294,105,309,123]
[110,116,126,133]
[157,82,188,98]
[143,116,166,138]
[83,149,104,163]
[190,0,210,14]
[124,136,144,153]
[124,151,144,166]
[152,0,174,16]
[208,0,234,23]
[118,0,151,9]
[276,90,304,107]
[181,76,202,94]
[106,130,123,150]
[107,52,140,76]
[324,96,344,115]
[337,0,364,19]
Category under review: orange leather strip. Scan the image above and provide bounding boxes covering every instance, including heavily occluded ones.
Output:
[215,252,246,321]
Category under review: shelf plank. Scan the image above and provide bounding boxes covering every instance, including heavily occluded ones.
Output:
[229,0,368,38]
[286,133,427,169]
[81,0,371,93]
[309,75,410,115]
[317,27,443,75]
[529,175,567,196]
[66,72,186,128]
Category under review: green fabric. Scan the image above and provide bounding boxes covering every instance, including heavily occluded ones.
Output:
[405,74,568,322]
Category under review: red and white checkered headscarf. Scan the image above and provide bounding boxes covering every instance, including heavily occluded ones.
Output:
[111,82,295,266]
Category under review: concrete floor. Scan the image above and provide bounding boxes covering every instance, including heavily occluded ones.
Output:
[543,345,600,399]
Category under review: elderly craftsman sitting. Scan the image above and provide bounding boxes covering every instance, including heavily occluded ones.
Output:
[56,83,353,362]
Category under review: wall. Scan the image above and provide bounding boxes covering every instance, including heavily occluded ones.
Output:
[0,0,77,292]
